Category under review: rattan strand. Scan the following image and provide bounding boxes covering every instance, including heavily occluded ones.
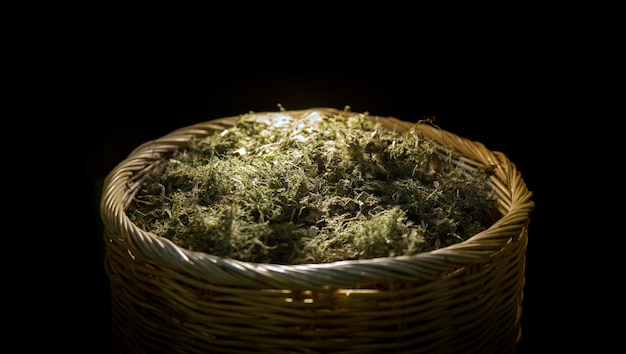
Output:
[101,107,534,353]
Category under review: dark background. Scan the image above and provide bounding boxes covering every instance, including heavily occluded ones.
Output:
[87,62,561,352]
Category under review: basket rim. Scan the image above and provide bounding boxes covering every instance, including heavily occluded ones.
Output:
[100,107,534,288]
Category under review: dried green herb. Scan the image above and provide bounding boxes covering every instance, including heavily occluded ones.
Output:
[128,108,500,264]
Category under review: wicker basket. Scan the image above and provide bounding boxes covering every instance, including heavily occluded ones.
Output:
[101,107,534,353]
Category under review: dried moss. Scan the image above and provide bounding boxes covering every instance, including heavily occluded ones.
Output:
[127,108,500,264]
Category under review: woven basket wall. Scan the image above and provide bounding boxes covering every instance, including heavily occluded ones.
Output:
[100,107,534,353]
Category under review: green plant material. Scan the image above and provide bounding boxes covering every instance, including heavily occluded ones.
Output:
[127,109,500,264]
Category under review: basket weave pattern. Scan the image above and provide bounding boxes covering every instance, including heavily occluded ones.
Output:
[101,108,534,353]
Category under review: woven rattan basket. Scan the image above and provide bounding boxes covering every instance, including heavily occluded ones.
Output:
[101,107,534,353]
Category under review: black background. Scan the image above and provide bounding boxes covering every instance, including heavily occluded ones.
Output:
[87,56,561,352]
